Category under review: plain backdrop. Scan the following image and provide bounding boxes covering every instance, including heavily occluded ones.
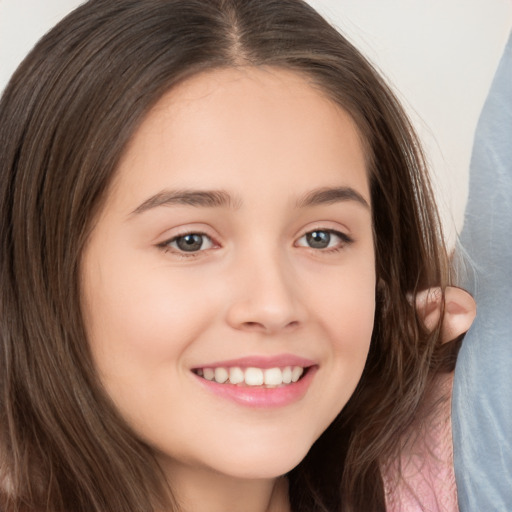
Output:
[1,0,511,245]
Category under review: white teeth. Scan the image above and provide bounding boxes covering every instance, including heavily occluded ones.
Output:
[291,366,304,382]
[282,366,292,384]
[229,367,244,384]
[203,368,215,381]
[264,367,283,386]
[245,367,264,386]
[214,367,229,384]
[197,365,307,386]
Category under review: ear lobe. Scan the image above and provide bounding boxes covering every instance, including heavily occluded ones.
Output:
[415,286,476,343]
[442,286,476,343]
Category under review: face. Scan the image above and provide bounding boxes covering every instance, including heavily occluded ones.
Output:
[81,67,375,482]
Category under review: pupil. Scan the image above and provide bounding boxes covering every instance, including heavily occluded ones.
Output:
[307,231,330,249]
[177,234,203,252]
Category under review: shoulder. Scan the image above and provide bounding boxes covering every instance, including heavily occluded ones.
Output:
[382,372,458,512]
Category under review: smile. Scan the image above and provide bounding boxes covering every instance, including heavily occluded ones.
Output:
[191,355,317,407]
[193,366,306,387]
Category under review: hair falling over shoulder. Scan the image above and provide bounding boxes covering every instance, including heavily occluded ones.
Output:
[0,1,451,510]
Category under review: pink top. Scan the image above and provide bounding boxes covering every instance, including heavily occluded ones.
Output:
[383,373,458,512]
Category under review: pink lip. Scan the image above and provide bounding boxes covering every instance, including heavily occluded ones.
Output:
[192,354,316,370]
[192,365,318,409]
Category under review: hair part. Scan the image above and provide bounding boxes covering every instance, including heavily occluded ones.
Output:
[0,1,450,511]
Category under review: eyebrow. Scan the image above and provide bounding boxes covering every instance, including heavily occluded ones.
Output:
[130,189,241,215]
[130,185,370,216]
[295,186,370,210]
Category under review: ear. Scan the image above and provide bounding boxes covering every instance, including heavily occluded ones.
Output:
[415,286,476,343]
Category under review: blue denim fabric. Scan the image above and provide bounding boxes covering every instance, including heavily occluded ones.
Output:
[452,32,512,511]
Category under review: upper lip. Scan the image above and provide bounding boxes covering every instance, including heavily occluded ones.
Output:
[191,354,316,370]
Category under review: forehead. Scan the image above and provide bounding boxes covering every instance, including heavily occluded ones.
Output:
[113,66,370,209]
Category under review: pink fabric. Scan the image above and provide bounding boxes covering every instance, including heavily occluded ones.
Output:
[383,373,458,512]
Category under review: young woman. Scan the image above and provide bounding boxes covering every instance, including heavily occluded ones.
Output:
[0,1,474,511]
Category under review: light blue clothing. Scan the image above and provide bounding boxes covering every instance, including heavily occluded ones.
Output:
[452,32,512,511]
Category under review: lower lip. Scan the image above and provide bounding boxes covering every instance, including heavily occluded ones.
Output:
[193,367,317,408]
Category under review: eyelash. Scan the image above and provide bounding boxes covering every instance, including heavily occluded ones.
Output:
[295,229,353,253]
[158,230,216,258]
[158,228,353,258]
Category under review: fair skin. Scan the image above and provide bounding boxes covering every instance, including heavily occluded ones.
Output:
[82,68,475,512]
[80,66,477,512]
[81,67,375,512]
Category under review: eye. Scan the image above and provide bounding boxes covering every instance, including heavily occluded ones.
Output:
[163,232,215,253]
[296,229,352,250]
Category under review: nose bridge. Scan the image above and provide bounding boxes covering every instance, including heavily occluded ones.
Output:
[225,237,302,333]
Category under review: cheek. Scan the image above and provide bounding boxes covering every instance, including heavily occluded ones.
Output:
[81,258,217,381]
[313,262,376,342]
[336,284,375,350]
[80,266,220,441]
[327,289,374,374]
[308,260,375,413]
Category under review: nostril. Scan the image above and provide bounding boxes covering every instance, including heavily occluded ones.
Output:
[241,319,300,333]
[243,321,262,330]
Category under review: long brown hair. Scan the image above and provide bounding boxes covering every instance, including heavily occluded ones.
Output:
[0,1,450,510]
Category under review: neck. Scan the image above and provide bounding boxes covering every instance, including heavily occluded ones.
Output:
[160,461,290,512]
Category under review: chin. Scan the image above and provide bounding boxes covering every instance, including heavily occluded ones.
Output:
[205,439,313,481]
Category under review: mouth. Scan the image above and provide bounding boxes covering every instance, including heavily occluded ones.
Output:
[192,365,309,388]
[190,355,317,407]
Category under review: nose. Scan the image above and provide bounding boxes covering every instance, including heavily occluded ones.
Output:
[225,247,305,334]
